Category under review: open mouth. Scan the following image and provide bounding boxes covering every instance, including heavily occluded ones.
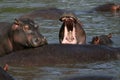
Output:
[62,19,77,44]
[65,20,74,31]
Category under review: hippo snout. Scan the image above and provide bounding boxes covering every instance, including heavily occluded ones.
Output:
[31,36,47,47]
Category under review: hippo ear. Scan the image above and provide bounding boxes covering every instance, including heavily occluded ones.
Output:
[94,36,100,44]
[59,17,63,21]
[14,18,20,24]
[108,33,112,38]
[95,36,100,41]
[12,19,20,30]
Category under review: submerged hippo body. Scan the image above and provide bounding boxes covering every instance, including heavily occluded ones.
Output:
[20,8,73,20]
[59,13,86,44]
[94,3,120,12]
[0,67,14,80]
[0,18,47,57]
[0,44,120,66]
[90,33,113,45]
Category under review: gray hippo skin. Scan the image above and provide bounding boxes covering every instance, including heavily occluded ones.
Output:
[59,13,86,44]
[0,44,120,66]
[0,67,14,80]
[0,18,47,57]
[90,33,113,45]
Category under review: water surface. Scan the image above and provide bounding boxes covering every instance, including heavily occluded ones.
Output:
[0,0,120,80]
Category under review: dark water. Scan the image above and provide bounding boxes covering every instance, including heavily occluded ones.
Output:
[0,0,120,80]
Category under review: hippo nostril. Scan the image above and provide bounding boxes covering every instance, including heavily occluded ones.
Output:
[42,37,48,44]
[32,37,47,47]
[43,37,46,40]
[35,38,40,42]
[35,37,46,43]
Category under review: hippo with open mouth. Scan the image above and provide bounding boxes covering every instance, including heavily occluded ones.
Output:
[59,13,86,44]
[0,18,47,57]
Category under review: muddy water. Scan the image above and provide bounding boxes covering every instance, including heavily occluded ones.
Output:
[0,0,120,80]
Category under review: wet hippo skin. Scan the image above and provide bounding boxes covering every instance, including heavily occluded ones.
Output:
[59,13,86,44]
[0,44,120,66]
[0,67,14,80]
[0,18,47,57]
[20,8,73,20]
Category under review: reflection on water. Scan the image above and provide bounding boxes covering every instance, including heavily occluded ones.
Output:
[8,61,120,80]
[0,0,120,80]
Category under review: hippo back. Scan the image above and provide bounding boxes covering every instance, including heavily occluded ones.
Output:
[0,44,120,66]
[20,8,73,20]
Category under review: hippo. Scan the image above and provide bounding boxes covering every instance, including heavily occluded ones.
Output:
[0,44,120,66]
[0,22,10,28]
[90,33,113,45]
[59,13,86,44]
[0,18,47,57]
[20,7,73,20]
[94,3,120,12]
[0,66,14,80]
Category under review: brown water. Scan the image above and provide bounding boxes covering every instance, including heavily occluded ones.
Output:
[0,0,120,80]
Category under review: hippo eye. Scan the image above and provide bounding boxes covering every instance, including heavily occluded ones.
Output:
[34,24,39,28]
[61,17,66,21]
[70,17,74,20]
[23,25,30,31]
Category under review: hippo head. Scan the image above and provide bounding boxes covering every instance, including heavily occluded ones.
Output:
[9,18,47,49]
[90,33,112,45]
[59,13,77,23]
[117,5,120,11]
[112,4,120,12]
[94,3,120,12]
[59,13,78,44]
